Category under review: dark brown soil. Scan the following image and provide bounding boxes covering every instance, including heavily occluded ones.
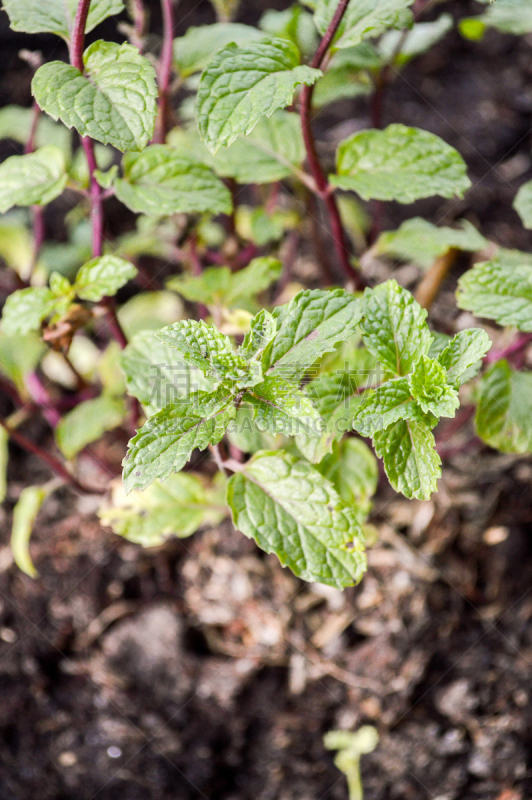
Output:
[1,1,532,799]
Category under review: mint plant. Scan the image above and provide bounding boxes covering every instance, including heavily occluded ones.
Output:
[0,0,530,589]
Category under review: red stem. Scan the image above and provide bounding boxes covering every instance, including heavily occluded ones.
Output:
[0,418,104,495]
[485,332,532,366]
[152,0,175,143]
[300,0,364,288]
[70,0,92,71]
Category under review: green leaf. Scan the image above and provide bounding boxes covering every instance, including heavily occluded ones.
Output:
[259,5,318,57]
[408,355,459,417]
[313,60,372,107]
[123,387,237,493]
[240,310,277,360]
[375,217,487,269]
[157,319,257,384]
[1,287,56,336]
[352,376,422,436]
[317,438,378,522]
[264,288,363,381]
[99,472,226,546]
[437,328,491,385]
[226,405,279,454]
[0,332,45,397]
[0,147,67,213]
[56,395,126,459]
[210,111,306,184]
[0,425,8,504]
[456,258,532,332]
[196,37,321,153]
[225,257,282,307]
[74,255,137,301]
[0,106,72,164]
[360,280,432,376]
[373,418,440,500]
[2,0,124,37]
[331,124,471,202]
[168,257,281,309]
[113,145,232,215]
[313,0,414,49]
[32,41,157,152]
[378,14,453,64]
[514,181,532,230]
[226,450,367,588]
[121,329,212,415]
[174,23,265,78]
[11,485,50,578]
[475,360,532,454]
[244,377,323,437]
[469,0,532,35]
[117,290,183,340]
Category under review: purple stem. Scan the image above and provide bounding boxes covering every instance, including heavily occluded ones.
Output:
[152,0,175,143]
[485,332,532,366]
[299,0,364,288]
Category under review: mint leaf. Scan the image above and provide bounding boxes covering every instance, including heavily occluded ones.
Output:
[331,124,471,202]
[360,280,432,376]
[100,472,226,546]
[3,0,124,37]
[244,377,323,436]
[210,111,306,184]
[469,0,532,35]
[226,406,279,454]
[314,0,414,49]
[437,328,491,385]
[514,180,532,230]
[374,418,441,500]
[0,332,44,397]
[259,6,318,58]
[174,23,265,78]
[224,257,282,307]
[32,41,157,152]
[121,330,213,414]
[226,450,367,588]
[56,395,126,459]
[408,355,459,417]
[313,58,372,108]
[264,288,363,381]
[123,387,237,493]
[11,485,50,578]
[375,217,487,269]
[1,287,55,336]
[74,255,137,302]
[475,360,532,454]
[196,37,321,153]
[114,145,232,215]
[457,258,532,332]
[317,438,378,522]
[0,147,67,213]
[156,319,258,384]
[240,309,277,360]
[352,377,421,437]
[378,14,453,64]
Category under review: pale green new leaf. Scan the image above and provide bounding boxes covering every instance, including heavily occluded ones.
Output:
[32,41,157,152]
[514,181,532,230]
[196,37,321,153]
[174,23,265,77]
[437,328,491,385]
[264,288,363,381]
[378,14,453,64]
[11,485,50,578]
[74,255,137,302]
[374,418,441,500]
[408,355,459,417]
[123,387,237,493]
[56,395,126,459]
[475,360,532,454]
[2,0,124,37]
[259,6,318,57]
[1,287,56,336]
[244,377,323,437]
[375,217,487,269]
[121,330,212,415]
[360,280,432,376]
[99,473,226,546]
[226,450,367,588]
[331,124,471,202]
[226,405,279,454]
[457,258,532,332]
[114,145,232,215]
[240,310,277,360]
[352,376,422,437]
[0,147,67,213]
[225,257,282,307]
[313,0,414,49]
[317,438,378,522]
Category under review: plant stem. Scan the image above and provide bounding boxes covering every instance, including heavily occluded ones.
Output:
[485,332,532,366]
[0,418,104,495]
[300,0,364,289]
[70,0,92,71]
[152,0,175,143]
[415,247,459,310]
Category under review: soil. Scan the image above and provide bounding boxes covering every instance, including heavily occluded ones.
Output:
[1,1,532,799]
